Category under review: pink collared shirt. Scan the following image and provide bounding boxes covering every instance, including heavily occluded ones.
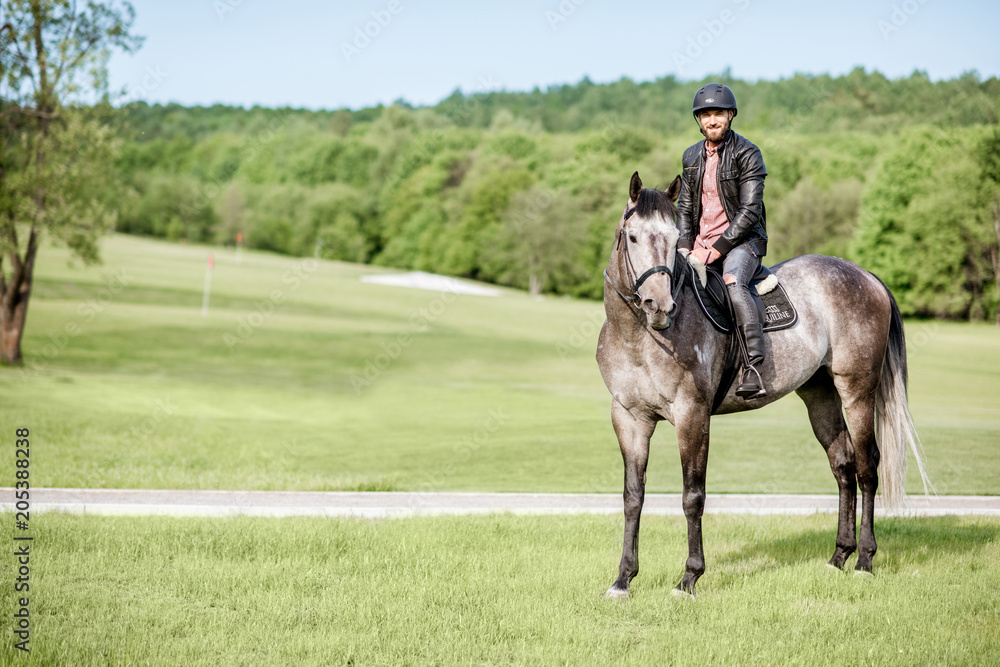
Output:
[695,144,730,252]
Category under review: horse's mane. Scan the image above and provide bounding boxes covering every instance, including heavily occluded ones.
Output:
[634,188,675,222]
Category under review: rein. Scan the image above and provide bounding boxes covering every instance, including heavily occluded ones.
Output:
[604,205,688,315]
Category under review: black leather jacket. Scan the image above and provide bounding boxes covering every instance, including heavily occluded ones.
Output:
[676,130,767,257]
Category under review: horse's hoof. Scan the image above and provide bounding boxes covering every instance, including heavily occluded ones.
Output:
[671,586,695,600]
[825,562,845,573]
[853,569,875,579]
[606,586,630,600]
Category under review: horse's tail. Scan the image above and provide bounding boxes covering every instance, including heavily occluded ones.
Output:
[875,279,934,510]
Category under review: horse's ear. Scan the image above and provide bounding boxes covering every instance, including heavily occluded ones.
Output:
[629,171,642,202]
[664,175,682,203]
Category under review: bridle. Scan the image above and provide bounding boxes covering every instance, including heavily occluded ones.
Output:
[603,205,687,322]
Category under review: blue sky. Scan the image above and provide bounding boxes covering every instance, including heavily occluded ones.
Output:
[106,0,1000,110]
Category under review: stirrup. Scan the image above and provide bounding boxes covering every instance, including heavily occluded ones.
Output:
[735,364,767,400]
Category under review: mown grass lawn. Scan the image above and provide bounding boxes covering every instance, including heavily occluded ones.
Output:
[2,233,998,494]
[0,512,997,666]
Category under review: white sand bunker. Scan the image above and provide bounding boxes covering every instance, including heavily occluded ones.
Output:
[360,271,502,297]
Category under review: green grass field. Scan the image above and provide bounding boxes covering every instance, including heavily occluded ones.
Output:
[1,512,997,666]
[4,233,999,494]
[3,235,999,665]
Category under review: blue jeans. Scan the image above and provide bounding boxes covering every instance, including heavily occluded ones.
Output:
[718,243,762,328]
[721,243,761,288]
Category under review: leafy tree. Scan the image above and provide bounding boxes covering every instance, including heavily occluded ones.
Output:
[977,127,1000,324]
[298,184,371,262]
[214,181,246,245]
[0,0,142,364]
[574,125,655,165]
[118,174,216,240]
[489,185,588,295]
[484,131,538,162]
[315,210,368,263]
[290,136,345,186]
[374,158,450,268]
[242,184,308,254]
[440,161,532,279]
[852,127,996,319]
[769,177,861,262]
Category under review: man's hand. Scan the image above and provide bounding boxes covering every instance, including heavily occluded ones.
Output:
[690,248,721,265]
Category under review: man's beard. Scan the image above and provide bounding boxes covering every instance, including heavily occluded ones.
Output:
[700,120,730,143]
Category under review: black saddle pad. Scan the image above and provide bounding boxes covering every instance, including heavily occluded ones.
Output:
[761,283,796,330]
[690,264,797,334]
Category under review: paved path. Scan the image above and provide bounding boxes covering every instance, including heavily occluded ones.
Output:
[3,488,998,518]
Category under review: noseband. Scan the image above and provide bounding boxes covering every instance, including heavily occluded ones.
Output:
[603,205,687,313]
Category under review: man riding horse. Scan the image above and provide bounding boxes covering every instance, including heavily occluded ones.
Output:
[677,83,768,399]
[598,86,932,599]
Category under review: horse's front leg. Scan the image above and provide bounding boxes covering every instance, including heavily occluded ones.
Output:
[606,400,656,599]
[674,402,711,597]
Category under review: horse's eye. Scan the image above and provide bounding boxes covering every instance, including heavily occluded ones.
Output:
[628,234,638,244]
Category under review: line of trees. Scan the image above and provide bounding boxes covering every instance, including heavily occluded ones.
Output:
[110,70,1000,322]
[2,2,998,365]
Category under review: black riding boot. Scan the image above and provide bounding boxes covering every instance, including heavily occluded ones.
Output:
[727,283,767,400]
[736,323,767,399]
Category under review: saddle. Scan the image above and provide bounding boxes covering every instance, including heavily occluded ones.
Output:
[690,262,797,334]
[683,258,798,413]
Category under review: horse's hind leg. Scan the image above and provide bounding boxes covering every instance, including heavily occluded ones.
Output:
[796,370,857,569]
[839,388,880,574]
[607,401,655,598]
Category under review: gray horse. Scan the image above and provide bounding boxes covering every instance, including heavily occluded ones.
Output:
[597,172,931,598]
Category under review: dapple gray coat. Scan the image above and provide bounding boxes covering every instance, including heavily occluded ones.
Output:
[597,173,931,598]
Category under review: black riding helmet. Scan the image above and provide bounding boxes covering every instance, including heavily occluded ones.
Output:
[692,83,738,118]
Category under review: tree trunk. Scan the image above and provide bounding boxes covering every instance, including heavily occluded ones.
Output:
[0,291,30,365]
[0,229,39,365]
[529,274,542,297]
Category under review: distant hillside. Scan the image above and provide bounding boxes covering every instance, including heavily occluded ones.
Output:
[119,68,999,141]
[109,69,1000,320]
